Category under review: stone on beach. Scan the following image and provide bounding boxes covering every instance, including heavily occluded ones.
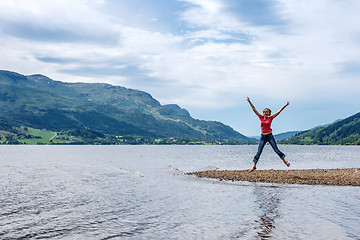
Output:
[187,168,360,186]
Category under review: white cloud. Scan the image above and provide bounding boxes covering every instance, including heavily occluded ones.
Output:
[0,0,118,45]
[179,0,244,32]
[181,0,224,14]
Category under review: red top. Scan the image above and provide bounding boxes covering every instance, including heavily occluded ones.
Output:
[259,115,273,134]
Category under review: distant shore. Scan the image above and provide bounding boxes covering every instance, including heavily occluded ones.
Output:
[187,168,360,186]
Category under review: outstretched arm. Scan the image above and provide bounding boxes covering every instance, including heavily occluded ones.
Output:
[272,101,289,118]
[247,97,261,117]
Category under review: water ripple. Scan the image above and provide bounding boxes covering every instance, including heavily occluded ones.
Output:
[0,145,359,239]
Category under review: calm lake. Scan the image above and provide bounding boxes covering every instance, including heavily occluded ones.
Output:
[0,145,359,239]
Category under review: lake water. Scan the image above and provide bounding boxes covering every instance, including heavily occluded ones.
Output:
[0,145,359,239]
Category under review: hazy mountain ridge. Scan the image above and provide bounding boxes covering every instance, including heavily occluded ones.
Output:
[0,70,252,142]
[250,131,302,141]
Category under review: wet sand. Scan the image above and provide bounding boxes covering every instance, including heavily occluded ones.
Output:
[187,168,360,186]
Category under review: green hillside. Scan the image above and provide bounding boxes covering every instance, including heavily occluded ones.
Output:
[280,112,360,145]
[0,70,253,143]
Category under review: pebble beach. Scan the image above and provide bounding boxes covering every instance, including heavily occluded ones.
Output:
[187,168,360,186]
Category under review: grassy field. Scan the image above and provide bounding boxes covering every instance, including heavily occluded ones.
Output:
[18,127,56,144]
[12,127,79,144]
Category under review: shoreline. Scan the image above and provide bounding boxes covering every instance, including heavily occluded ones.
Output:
[187,168,360,186]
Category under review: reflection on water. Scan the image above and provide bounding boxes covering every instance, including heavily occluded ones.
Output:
[253,185,282,239]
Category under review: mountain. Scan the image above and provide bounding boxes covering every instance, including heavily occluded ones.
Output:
[250,131,302,141]
[279,112,360,145]
[0,70,253,142]
[274,131,303,140]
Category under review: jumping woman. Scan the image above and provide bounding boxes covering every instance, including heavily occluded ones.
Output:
[247,97,290,172]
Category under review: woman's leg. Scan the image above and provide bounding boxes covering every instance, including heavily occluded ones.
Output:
[254,136,267,162]
[268,135,290,167]
[250,136,267,172]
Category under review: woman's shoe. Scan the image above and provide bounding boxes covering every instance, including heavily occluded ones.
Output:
[283,159,290,167]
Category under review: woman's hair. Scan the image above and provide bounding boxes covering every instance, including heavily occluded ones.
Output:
[263,108,271,113]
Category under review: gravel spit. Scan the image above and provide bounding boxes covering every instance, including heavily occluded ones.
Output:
[187,168,360,186]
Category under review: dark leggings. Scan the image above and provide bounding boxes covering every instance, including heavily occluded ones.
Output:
[253,133,285,163]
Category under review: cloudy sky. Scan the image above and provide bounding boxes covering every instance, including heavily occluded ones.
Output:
[1,0,360,136]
